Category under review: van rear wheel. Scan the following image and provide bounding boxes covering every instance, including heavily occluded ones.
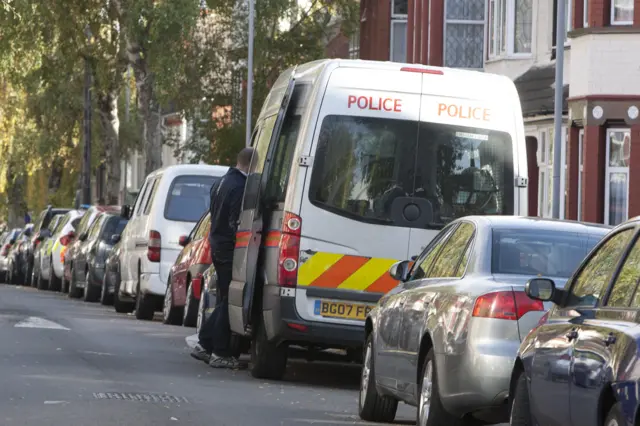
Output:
[135,284,156,321]
[250,319,288,380]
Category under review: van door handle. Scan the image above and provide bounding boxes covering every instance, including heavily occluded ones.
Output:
[565,329,578,341]
[604,333,616,347]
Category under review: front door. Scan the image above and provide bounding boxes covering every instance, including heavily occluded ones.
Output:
[229,71,297,336]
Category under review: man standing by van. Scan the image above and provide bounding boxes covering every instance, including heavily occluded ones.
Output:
[191,147,254,369]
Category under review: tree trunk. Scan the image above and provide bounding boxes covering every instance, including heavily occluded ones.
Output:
[132,64,162,176]
[98,90,121,205]
[6,163,27,228]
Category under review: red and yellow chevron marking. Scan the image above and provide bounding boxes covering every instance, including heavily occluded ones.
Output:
[298,252,402,294]
[235,231,251,248]
[264,231,281,247]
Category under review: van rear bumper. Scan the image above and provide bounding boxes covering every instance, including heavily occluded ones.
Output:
[265,295,365,350]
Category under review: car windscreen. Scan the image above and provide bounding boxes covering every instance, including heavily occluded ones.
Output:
[308,115,514,228]
[164,175,219,222]
[491,228,605,278]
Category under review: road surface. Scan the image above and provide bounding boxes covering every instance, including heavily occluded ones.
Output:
[0,284,418,426]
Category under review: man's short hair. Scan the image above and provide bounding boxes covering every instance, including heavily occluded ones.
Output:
[237,147,254,168]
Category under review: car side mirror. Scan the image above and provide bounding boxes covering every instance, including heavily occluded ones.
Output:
[9,238,16,245]
[178,235,190,247]
[78,232,88,242]
[121,205,131,219]
[525,278,558,303]
[111,234,121,244]
[389,260,412,282]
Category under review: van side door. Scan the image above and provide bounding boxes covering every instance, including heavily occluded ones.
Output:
[229,73,296,336]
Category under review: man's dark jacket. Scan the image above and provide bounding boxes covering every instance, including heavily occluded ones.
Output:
[209,167,247,259]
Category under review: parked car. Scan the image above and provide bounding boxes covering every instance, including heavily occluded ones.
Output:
[63,205,120,297]
[102,237,124,307]
[163,211,212,327]
[35,210,84,291]
[0,228,22,283]
[5,225,32,284]
[72,213,128,302]
[117,164,228,320]
[196,263,216,335]
[509,216,640,426]
[31,215,64,289]
[23,206,70,286]
[358,216,610,425]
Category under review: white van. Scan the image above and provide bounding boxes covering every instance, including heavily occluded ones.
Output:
[228,59,528,379]
[117,164,229,320]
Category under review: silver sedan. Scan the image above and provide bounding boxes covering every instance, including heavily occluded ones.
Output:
[358,216,610,426]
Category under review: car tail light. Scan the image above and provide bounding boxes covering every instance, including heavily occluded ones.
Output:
[472,290,544,321]
[1,244,11,256]
[60,232,74,246]
[400,66,444,75]
[60,246,67,263]
[192,273,203,298]
[147,230,161,262]
[277,212,301,288]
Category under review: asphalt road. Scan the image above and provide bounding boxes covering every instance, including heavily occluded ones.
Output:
[0,284,418,426]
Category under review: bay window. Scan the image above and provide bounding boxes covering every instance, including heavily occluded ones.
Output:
[488,0,532,59]
[605,129,631,226]
[444,0,485,69]
[611,0,634,25]
[537,127,569,218]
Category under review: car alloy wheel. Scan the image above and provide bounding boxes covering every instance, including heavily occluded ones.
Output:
[359,342,372,409]
[418,359,433,426]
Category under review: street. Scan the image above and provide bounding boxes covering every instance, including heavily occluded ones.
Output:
[0,285,417,426]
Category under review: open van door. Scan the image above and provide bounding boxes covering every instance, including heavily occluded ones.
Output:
[229,70,297,336]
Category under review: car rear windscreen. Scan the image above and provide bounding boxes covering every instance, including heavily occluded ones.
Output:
[164,175,220,222]
[309,115,514,228]
[491,228,605,278]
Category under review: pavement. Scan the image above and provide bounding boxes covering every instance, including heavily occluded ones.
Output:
[0,284,418,426]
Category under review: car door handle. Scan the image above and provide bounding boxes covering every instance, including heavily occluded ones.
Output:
[566,329,578,341]
[604,333,617,347]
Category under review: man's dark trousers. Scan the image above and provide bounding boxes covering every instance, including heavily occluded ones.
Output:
[198,252,234,357]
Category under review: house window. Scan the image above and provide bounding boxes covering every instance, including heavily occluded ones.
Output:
[390,0,407,62]
[583,0,589,27]
[537,126,568,218]
[605,129,631,226]
[611,0,634,25]
[349,29,360,59]
[488,0,532,59]
[577,129,584,220]
[551,0,572,48]
[444,0,485,68]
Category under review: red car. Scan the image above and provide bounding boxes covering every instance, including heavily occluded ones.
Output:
[162,211,211,327]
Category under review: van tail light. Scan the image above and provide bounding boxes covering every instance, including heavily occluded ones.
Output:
[277,212,301,288]
[1,244,11,256]
[147,230,161,262]
[60,232,75,246]
[60,246,67,264]
[472,290,544,321]
[400,66,444,75]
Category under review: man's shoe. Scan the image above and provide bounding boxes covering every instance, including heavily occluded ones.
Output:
[190,344,211,363]
[209,355,248,370]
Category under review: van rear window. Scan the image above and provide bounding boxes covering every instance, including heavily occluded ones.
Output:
[309,115,514,228]
[164,175,219,222]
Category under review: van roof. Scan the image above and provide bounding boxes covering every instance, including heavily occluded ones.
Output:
[146,164,230,179]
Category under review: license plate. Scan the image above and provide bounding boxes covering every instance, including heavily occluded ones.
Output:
[314,300,373,320]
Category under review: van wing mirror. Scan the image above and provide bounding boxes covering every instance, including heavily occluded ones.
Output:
[111,234,121,244]
[178,235,189,247]
[78,232,88,242]
[388,260,412,282]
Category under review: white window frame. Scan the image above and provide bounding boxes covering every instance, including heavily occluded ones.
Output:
[577,129,584,221]
[443,0,485,69]
[564,0,572,46]
[349,29,360,59]
[583,0,589,27]
[390,19,408,62]
[604,128,631,226]
[487,0,534,60]
[537,126,568,218]
[390,0,408,62]
[611,0,634,26]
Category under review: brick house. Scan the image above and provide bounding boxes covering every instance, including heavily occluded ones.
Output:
[356,0,640,227]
